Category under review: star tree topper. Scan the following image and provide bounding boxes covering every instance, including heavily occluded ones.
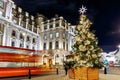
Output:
[79,5,87,14]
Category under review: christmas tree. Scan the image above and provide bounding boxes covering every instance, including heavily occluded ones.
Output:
[72,6,103,68]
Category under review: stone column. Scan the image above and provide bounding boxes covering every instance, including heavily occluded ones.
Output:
[2,24,7,46]
[25,18,29,29]
[24,34,27,48]
[6,24,11,46]
[16,30,20,47]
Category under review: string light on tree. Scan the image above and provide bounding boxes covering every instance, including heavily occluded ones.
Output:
[72,5,104,68]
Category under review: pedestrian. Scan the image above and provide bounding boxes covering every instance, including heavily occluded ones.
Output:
[28,69,31,79]
[104,66,107,74]
[64,66,68,75]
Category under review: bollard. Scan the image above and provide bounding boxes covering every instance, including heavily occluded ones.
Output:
[28,69,31,79]
[56,68,59,75]
[65,68,68,75]
[104,67,107,74]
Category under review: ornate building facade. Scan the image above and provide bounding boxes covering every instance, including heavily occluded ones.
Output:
[0,0,75,65]
[0,0,40,50]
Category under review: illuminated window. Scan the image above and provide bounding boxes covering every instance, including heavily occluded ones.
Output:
[63,33,65,39]
[0,0,4,8]
[49,33,53,39]
[44,34,47,40]
[55,32,59,38]
[0,11,2,16]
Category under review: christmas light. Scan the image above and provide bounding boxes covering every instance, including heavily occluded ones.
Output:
[79,5,87,14]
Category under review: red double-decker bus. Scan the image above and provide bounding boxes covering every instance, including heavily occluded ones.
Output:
[0,46,55,77]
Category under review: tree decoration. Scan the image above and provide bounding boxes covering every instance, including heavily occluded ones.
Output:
[72,6,103,68]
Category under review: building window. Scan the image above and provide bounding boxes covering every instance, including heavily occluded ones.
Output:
[72,28,74,32]
[26,36,30,42]
[55,32,59,38]
[62,21,65,27]
[49,33,53,39]
[49,42,52,49]
[55,41,59,49]
[0,0,4,8]
[20,33,24,40]
[44,25,47,30]
[26,45,29,48]
[12,30,16,37]
[32,47,34,50]
[49,24,53,28]
[0,11,2,16]
[11,41,15,47]
[33,38,36,43]
[65,33,68,39]
[63,42,65,49]
[44,34,47,40]
[43,43,46,50]
[63,33,65,39]
[55,23,59,27]
[20,43,23,48]
[66,43,68,50]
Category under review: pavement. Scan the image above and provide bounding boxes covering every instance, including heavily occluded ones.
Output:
[0,69,120,80]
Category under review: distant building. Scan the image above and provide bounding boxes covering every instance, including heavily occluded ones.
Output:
[36,14,75,65]
[101,49,120,64]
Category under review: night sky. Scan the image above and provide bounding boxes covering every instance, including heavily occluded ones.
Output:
[13,0,120,52]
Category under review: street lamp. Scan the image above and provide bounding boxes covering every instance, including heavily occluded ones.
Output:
[118,45,120,49]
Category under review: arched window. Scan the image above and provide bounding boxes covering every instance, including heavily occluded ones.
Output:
[19,33,24,48]
[12,30,16,37]
[26,36,30,42]
[55,32,59,38]
[20,33,24,40]
[49,33,53,39]
[55,41,59,49]
[33,38,36,43]
[11,41,15,47]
